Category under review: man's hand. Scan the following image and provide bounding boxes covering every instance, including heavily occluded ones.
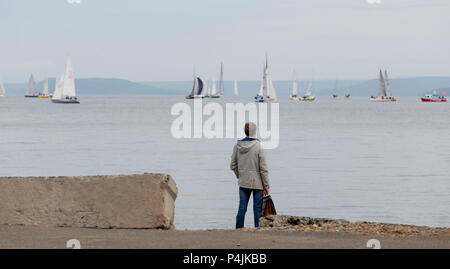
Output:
[263,188,269,196]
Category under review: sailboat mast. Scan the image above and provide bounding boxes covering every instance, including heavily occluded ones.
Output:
[191,67,196,96]
[292,71,298,96]
[219,62,224,95]
[263,64,269,98]
[264,54,270,98]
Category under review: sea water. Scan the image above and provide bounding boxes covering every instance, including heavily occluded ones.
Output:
[0,95,449,229]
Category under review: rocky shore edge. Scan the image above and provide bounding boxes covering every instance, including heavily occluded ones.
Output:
[237,215,450,237]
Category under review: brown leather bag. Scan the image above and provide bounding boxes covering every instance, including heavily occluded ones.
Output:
[261,195,277,217]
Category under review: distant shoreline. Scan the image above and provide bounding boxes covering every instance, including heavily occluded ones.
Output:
[3,76,450,96]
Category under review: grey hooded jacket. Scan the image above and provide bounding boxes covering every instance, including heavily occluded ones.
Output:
[230,139,270,190]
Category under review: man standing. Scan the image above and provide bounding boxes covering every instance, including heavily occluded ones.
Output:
[230,122,270,229]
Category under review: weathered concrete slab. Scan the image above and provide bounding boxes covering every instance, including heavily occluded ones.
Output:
[0,173,178,229]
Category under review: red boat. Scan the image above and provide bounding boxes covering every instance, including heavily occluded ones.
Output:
[421,92,447,102]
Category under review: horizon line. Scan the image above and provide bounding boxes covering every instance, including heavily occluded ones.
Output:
[4,75,450,84]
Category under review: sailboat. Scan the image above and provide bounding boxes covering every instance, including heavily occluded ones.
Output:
[0,78,5,97]
[52,56,80,104]
[370,70,397,102]
[289,71,299,100]
[25,74,38,98]
[255,55,277,102]
[38,77,51,98]
[234,80,239,97]
[186,76,206,99]
[211,62,224,98]
[299,80,316,101]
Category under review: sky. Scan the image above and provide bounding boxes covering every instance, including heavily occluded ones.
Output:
[1,0,450,82]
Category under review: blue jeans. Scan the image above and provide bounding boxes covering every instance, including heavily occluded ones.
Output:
[236,187,263,229]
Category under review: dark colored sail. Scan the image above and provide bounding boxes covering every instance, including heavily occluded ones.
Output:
[196,77,204,95]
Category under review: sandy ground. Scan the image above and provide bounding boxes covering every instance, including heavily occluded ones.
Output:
[0,226,448,249]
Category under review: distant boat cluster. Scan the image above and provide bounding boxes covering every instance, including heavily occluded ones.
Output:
[1,55,447,104]
[184,55,446,103]
[20,56,79,104]
[186,62,236,100]
[24,74,52,99]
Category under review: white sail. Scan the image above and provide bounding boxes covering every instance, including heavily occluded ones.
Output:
[26,74,37,96]
[52,74,64,100]
[268,75,277,100]
[384,70,392,97]
[378,70,386,97]
[43,77,49,95]
[61,56,77,97]
[218,62,224,95]
[205,81,211,96]
[211,79,217,95]
[0,78,5,95]
[201,78,208,97]
[258,64,265,96]
[264,55,277,101]
[292,71,298,96]
[234,80,238,96]
[262,65,269,98]
[306,80,313,97]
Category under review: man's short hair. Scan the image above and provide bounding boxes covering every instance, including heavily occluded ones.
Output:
[244,122,257,138]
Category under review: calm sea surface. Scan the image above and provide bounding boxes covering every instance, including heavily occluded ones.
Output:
[0,95,449,229]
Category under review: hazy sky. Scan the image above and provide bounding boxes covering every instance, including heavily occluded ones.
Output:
[1,0,450,82]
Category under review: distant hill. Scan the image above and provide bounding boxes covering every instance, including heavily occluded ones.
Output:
[4,78,182,95]
[4,76,450,96]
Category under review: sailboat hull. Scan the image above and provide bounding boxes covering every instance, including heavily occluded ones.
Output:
[421,97,447,102]
[185,95,204,99]
[299,96,316,101]
[51,99,80,104]
[24,95,39,98]
[370,97,397,102]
